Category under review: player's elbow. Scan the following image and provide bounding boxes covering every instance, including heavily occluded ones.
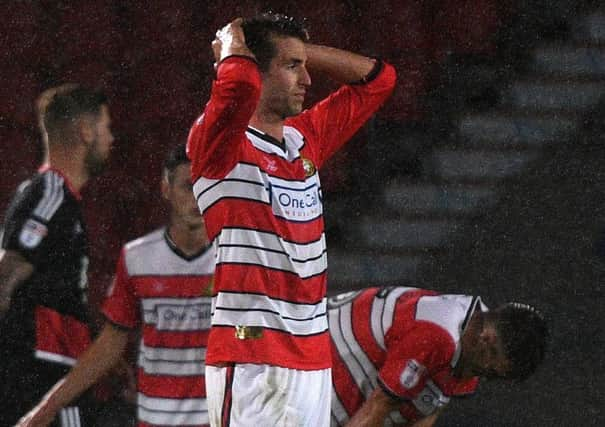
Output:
[381,62,397,94]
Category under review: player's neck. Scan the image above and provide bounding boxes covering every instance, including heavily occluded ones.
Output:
[167,222,209,257]
[249,112,285,142]
[45,148,89,192]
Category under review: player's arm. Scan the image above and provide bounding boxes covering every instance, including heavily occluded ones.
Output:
[305,44,376,84]
[0,249,33,318]
[292,45,396,167]
[15,322,129,427]
[188,18,261,179]
[407,409,444,427]
[345,387,400,427]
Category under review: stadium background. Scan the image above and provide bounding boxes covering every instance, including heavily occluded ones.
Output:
[1,0,604,425]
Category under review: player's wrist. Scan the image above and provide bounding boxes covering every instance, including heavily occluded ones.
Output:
[221,45,255,62]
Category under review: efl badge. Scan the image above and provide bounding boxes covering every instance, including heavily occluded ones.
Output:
[302,157,316,177]
[400,359,425,389]
[19,219,48,249]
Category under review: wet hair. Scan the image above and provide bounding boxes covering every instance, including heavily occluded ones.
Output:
[242,12,309,72]
[491,303,549,381]
[163,143,189,182]
[37,84,108,140]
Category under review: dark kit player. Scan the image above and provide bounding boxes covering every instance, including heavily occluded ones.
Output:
[0,84,114,427]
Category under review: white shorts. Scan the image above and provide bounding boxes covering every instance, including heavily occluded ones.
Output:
[206,364,331,427]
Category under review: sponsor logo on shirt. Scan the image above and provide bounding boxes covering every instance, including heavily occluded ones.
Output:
[19,218,48,249]
[270,182,322,221]
[400,359,425,389]
[156,303,212,331]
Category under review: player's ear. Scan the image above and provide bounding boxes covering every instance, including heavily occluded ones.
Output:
[161,174,170,200]
[77,116,95,145]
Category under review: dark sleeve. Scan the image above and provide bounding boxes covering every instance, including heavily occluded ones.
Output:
[2,177,63,266]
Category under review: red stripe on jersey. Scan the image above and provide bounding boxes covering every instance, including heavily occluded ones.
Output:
[35,306,91,359]
[141,325,209,348]
[133,276,214,298]
[215,264,325,304]
[137,368,206,398]
[330,340,364,418]
[203,201,324,243]
[206,327,331,370]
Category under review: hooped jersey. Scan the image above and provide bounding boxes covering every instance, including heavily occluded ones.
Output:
[328,287,484,426]
[102,228,215,427]
[188,56,396,370]
[0,166,91,367]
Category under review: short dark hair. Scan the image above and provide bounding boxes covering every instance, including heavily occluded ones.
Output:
[242,12,309,72]
[163,143,190,182]
[492,303,549,381]
[37,84,108,139]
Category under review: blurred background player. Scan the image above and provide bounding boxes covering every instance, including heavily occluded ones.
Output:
[0,84,113,427]
[16,143,215,427]
[187,13,395,426]
[328,286,548,427]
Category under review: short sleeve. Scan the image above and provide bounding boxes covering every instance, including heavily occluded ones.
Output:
[2,178,60,266]
[102,249,139,329]
[378,324,454,400]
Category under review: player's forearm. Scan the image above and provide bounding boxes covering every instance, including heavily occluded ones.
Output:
[408,412,440,427]
[305,44,376,84]
[346,387,398,427]
[34,324,128,416]
[0,249,33,319]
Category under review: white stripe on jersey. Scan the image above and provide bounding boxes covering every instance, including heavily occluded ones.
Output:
[193,162,323,223]
[370,287,418,351]
[125,228,216,277]
[35,350,76,366]
[33,173,64,221]
[59,407,81,427]
[218,228,326,262]
[329,303,377,399]
[216,228,327,279]
[138,393,209,426]
[212,293,328,336]
[139,343,206,363]
[138,350,205,376]
[330,388,349,426]
[142,297,212,331]
[416,294,484,367]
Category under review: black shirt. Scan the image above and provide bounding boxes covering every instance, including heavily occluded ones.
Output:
[1,167,91,365]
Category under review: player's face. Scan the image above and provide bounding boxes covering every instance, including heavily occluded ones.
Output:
[164,163,203,229]
[84,105,114,176]
[260,36,311,119]
[473,326,511,379]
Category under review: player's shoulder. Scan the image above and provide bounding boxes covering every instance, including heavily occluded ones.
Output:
[6,170,70,222]
[415,294,483,341]
[124,228,165,254]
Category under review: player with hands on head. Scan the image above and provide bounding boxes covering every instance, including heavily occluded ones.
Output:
[328,286,549,427]
[16,143,215,427]
[187,12,396,427]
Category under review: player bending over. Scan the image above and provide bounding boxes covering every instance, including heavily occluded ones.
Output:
[328,286,548,426]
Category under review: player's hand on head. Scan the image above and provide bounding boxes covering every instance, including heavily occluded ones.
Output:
[212,17,255,68]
